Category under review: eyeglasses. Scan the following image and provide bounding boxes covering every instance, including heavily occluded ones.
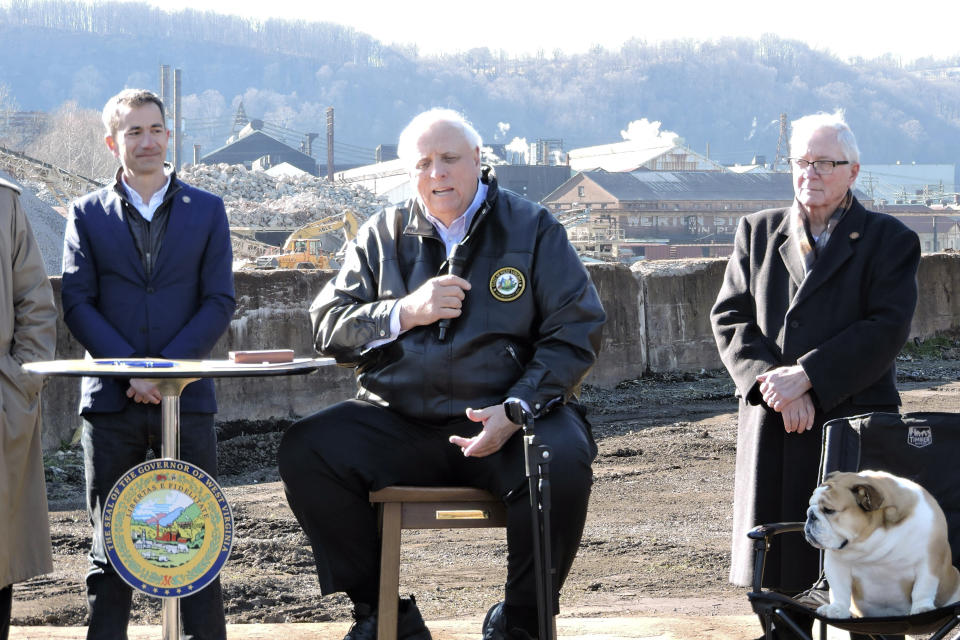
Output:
[788,158,851,175]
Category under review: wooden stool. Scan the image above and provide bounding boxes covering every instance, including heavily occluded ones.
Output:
[369,486,508,640]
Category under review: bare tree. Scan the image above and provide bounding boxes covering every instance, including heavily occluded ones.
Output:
[32,101,116,180]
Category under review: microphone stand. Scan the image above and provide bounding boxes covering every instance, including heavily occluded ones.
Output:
[512,403,556,640]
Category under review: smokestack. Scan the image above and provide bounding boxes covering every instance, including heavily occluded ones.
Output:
[303,132,318,158]
[159,65,170,109]
[160,65,171,164]
[326,107,334,180]
[172,68,182,171]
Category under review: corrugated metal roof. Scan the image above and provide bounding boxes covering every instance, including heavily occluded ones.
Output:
[584,170,794,201]
[568,142,725,172]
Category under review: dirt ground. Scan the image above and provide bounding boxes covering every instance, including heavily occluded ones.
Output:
[15,349,960,632]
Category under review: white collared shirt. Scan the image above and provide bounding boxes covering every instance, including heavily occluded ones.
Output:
[419,180,489,258]
[120,172,171,222]
[366,180,488,350]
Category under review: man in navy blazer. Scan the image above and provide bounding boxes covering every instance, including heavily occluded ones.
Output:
[61,89,235,640]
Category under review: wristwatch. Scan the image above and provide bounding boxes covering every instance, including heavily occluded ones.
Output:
[503,399,532,427]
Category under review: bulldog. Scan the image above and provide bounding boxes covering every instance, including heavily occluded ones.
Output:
[804,470,960,618]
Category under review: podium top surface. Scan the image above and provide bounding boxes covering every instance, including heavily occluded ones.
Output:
[23,357,334,379]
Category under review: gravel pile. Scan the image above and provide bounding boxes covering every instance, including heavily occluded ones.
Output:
[180,163,386,228]
[1,171,66,276]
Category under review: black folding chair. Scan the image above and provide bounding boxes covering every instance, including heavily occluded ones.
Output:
[747,412,960,639]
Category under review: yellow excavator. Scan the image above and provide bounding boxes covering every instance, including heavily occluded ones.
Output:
[255,210,360,269]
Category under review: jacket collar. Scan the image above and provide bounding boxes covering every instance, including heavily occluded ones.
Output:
[99,165,189,279]
[403,165,499,239]
[110,163,182,210]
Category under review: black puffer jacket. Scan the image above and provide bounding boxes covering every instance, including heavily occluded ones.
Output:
[309,169,606,423]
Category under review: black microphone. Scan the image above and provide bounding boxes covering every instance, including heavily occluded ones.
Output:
[437,243,467,342]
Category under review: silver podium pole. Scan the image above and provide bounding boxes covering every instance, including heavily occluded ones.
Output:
[153,378,198,640]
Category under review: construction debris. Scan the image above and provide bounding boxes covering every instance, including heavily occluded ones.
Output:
[0,144,104,207]
[0,170,67,276]
[179,163,387,229]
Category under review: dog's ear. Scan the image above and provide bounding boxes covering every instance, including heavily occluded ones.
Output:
[852,483,884,511]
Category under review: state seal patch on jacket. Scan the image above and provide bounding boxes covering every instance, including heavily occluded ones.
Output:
[490,267,525,302]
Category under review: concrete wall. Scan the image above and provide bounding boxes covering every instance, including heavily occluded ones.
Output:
[38,254,960,449]
[634,259,727,373]
[632,252,960,376]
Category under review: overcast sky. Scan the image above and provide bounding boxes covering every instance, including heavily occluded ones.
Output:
[138,0,960,63]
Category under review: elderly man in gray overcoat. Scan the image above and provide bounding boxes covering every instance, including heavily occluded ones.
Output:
[0,175,57,640]
[711,111,921,608]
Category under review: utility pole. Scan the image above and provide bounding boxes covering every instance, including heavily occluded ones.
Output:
[860,172,878,202]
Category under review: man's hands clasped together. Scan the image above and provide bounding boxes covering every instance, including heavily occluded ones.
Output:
[126,378,161,404]
[757,364,815,434]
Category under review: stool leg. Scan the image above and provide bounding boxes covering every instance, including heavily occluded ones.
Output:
[377,502,402,640]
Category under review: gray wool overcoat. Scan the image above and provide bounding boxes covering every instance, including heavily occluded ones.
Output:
[711,195,921,590]
[0,178,57,588]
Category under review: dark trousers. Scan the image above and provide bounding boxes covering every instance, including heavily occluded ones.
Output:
[1,585,10,640]
[82,404,226,640]
[278,399,597,609]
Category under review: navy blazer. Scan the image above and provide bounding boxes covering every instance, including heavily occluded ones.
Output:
[61,177,236,414]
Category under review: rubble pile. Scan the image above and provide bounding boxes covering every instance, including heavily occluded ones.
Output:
[179,163,387,228]
[1,171,66,276]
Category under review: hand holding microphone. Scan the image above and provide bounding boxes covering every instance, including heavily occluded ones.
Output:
[437,244,467,341]
[397,251,471,334]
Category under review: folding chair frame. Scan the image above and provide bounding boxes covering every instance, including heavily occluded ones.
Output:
[746,412,960,640]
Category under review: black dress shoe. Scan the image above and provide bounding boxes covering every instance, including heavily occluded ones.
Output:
[344,596,432,640]
[481,602,535,640]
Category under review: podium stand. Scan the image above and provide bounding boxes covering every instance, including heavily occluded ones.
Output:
[25,357,331,640]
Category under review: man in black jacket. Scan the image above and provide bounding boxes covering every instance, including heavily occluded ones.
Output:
[279,108,605,640]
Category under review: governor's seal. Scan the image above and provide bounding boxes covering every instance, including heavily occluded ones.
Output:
[102,458,233,597]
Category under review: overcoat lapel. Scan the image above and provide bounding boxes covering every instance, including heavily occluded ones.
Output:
[99,189,146,279]
[777,207,806,290]
[790,202,867,308]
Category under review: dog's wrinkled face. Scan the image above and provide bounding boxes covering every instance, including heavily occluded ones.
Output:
[804,472,888,551]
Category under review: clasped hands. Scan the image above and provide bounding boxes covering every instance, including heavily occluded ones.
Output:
[756,365,814,434]
[127,378,161,404]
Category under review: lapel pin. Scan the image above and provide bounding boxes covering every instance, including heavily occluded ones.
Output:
[849,231,860,240]
[182,195,191,204]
